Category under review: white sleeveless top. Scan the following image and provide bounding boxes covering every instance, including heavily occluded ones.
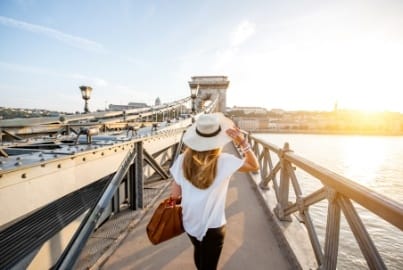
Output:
[170,153,243,241]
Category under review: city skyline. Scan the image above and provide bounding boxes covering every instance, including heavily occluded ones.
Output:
[1,0,403,113]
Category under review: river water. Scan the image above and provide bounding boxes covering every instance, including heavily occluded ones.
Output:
[254,133,403,270]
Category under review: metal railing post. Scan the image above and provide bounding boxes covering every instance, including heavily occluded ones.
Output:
[321,189,341,270]
[129,163,136,210]
[134,141,144,209]
[274,142,292,221]
[338,196,387,269]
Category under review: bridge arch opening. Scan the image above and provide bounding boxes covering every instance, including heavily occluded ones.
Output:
[188,76,230,113]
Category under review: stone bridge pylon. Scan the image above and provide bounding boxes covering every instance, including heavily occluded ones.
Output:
[188,76,230,113]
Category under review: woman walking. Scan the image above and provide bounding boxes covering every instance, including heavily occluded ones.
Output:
[170,112,259,270]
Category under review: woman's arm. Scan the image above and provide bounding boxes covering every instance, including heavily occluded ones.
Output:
[171,180,182,200]
[226,127,259,173]
[237,145,259,172]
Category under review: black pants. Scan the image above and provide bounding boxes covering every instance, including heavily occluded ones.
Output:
[187,225,226,270]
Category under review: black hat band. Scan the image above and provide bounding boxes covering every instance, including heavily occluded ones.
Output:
[196,126,221,137]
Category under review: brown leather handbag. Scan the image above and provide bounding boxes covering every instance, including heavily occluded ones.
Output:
[146,197,184,245]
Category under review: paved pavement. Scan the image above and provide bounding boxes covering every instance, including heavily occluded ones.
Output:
[99,146,293,270]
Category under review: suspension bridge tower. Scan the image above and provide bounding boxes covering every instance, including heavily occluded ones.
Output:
[188,76,230,113]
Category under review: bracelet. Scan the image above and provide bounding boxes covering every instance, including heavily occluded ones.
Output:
[241,144,251,153]
[242,147,251,153]
[237,138,248,148]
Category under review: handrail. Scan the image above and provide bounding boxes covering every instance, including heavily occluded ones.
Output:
[251,135,403,229]
[285,151,403,230]
[249,134,403,269]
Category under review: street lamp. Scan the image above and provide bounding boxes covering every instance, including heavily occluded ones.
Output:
[190,84,199,115]
[79,86,93,113]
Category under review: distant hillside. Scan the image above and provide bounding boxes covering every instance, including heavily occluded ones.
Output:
[0,107,71,120]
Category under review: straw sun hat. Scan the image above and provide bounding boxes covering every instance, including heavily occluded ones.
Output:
[183,113,235,151]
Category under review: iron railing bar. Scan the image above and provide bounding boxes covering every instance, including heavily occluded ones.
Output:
[286,162,303,196]
[303,187,327,207]
[134,141,144,209]
[283,188,327,216]
[322,193,341,270]
[261,160,280,187]
[2,129,24,140]
[258,150,265,167]
[269,162,280,201]
[171,131,185,167]
[54,143,137,270]
[143,149,170,179]
[275,148,292,221]
[284,187,327,215]
[302,209,324,266]
[260,149,269,182]
[338,196,387,270]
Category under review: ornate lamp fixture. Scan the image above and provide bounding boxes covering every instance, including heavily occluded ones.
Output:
[79,86,93,113]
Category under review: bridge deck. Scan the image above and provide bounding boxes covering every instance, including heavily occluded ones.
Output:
[93,145,293,270]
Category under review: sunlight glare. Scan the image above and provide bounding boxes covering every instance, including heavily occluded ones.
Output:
[341,137,386,186]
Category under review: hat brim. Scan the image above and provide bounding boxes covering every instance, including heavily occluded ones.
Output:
[183,113,234,151]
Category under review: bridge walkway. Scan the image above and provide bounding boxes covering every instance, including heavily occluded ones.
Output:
[95,144,293,270]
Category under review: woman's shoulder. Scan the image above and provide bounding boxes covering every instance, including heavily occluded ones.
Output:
[219,152,239,158]
[219,152,242,163]
[216,152,244,176]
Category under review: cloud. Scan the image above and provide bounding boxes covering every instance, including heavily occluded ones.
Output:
[0,61,61,76]
[0,15,107,53]
[213,20,256,70]
[0,60,109,88]
[0,60,157,110]
[229,20,256,47]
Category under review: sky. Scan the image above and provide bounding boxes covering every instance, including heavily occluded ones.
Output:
[1,0,402,113]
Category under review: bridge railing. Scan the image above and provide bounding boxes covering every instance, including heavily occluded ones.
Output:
[248,134,403,270]
[0,126,187,270]
[52,97,223,269]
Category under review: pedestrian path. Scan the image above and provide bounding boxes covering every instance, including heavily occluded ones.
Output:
[98,145,293,270]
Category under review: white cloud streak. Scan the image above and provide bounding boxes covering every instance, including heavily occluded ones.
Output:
[230,20,256,47]
[0,60,156,111]
[0,60,109,88]
[0,15,107,53]
[213,20,256,70]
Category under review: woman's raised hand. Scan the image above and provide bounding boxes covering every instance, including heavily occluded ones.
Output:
[226,127,247,147]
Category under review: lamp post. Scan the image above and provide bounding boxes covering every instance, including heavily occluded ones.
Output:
[190,84,199,115]
[79,86,93,113]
